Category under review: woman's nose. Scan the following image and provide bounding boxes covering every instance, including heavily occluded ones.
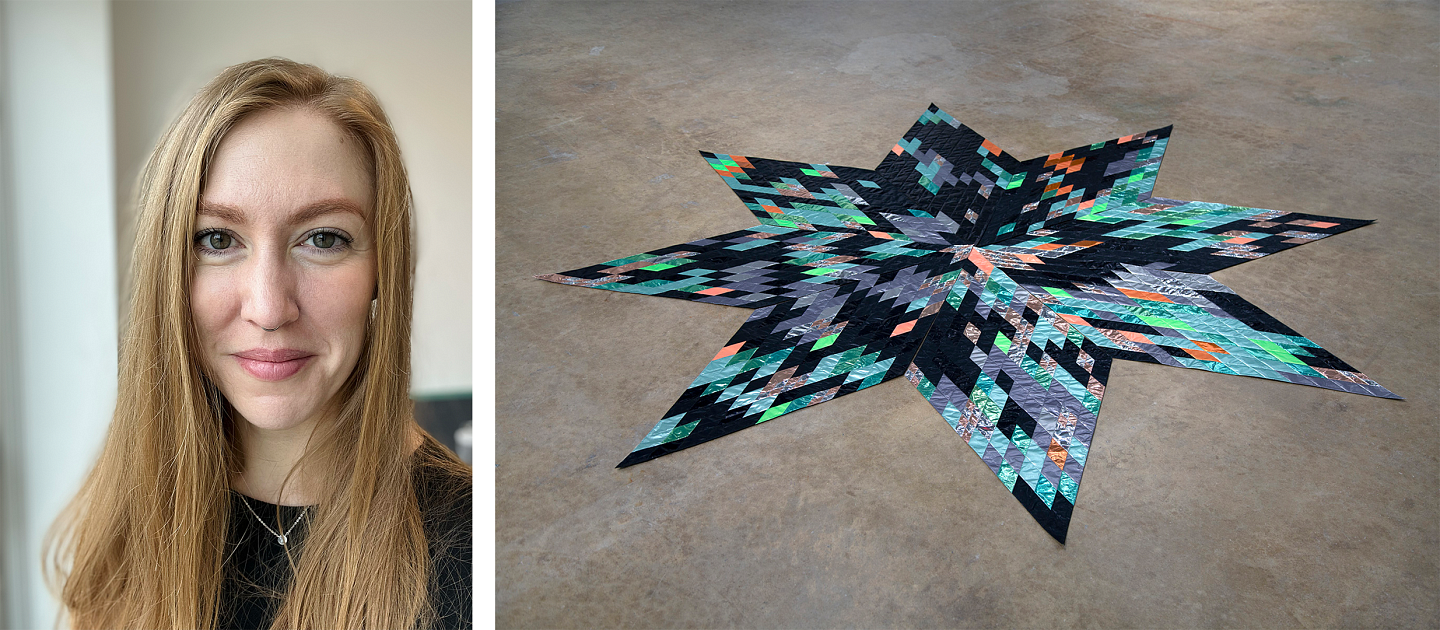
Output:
[241,250,300,332]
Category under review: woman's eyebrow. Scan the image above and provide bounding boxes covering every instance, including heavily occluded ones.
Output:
[290,199,366,224]
[197,201,247,223]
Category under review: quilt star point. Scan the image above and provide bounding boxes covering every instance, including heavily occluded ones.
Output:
[539,105,1399,543]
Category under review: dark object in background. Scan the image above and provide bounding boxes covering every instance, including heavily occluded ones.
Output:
[414,395,471,463]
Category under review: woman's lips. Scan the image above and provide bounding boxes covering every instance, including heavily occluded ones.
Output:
[233,349,314,382]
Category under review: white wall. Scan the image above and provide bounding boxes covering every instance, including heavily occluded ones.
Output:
[0,2,119,627]
[112,0,473,396]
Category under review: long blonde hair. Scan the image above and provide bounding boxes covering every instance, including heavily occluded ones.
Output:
[44,58,468,629]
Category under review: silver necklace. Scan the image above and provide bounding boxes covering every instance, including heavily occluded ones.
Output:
[239,494,308,546]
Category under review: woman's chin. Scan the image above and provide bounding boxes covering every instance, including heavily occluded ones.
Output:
[232,401,322,432]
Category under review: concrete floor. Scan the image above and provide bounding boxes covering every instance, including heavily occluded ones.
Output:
[496,2,1438,627]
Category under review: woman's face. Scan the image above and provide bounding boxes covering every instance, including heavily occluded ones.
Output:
[193,107,375,432]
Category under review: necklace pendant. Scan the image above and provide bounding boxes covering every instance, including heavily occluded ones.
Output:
[276,534,287,545]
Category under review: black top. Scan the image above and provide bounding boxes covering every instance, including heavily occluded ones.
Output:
[217,453,472,629]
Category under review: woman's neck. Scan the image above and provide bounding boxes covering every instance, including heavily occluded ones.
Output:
[232,415,322,506]
[231,417,425,506]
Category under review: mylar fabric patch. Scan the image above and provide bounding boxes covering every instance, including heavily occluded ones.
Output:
[538,105,1399,543]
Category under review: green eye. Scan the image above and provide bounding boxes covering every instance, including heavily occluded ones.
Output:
[207,232,232,249]
[311,232,337,248]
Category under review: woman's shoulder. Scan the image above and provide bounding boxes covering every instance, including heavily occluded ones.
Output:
[413,444,472,528]
[411,440,472,558]
[412,440,472,629]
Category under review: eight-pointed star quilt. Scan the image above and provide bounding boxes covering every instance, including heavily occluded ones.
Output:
[538,105,1399,543]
